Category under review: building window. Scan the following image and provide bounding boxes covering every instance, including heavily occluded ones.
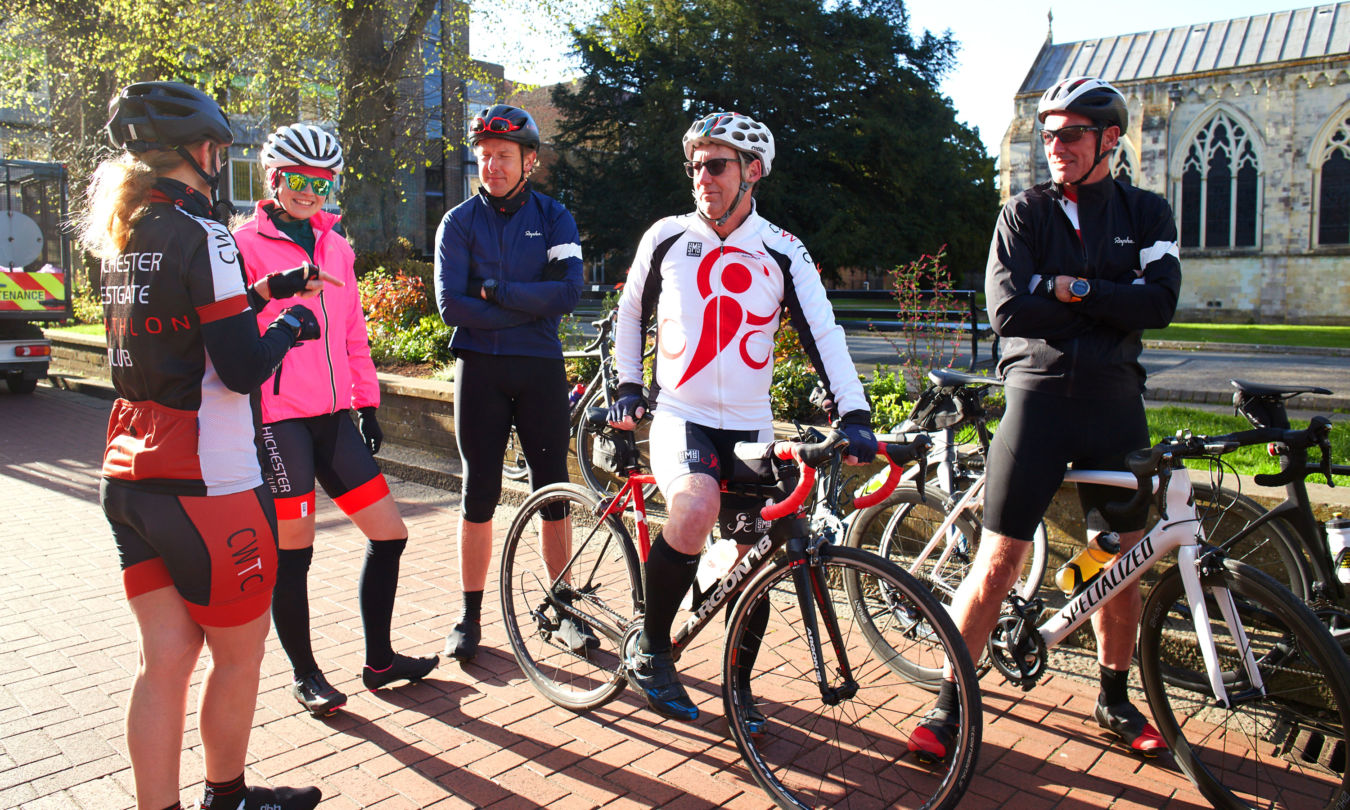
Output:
[1179,112,1261,249]
[1111,141,1135,184]
[1315,114,1350,246]
[230,158,266,207]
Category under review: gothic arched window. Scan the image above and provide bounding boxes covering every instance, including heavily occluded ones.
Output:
[1315,112,1350,246]
[1179,112,1261,249]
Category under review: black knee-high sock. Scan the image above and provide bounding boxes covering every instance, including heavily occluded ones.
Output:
[729,596,771,692]
[640,533,700,654]
[273,547,317,677]
[360,537,407,670]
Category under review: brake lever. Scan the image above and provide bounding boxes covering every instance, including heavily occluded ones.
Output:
[1322,439,1336,488]
[1154,454,1173,520]
[915,451,929,502]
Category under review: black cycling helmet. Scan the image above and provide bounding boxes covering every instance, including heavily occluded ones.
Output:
[106,81,234,152]
[469,104,541,151]
[1037,76,1128,131]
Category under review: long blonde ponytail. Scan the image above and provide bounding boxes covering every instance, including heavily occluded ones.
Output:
[76,150,184,260]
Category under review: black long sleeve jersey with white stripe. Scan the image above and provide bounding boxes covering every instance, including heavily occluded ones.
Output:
[985,176,1182,399]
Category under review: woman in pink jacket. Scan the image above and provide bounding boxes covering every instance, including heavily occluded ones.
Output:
[234,124,437,718]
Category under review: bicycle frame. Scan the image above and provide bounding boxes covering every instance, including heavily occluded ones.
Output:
[1030,467,1265,704]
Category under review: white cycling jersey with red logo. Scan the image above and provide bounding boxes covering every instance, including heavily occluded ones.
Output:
[615,206,868,430]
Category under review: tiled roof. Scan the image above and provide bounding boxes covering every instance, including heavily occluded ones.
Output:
[1018,2,1350,95]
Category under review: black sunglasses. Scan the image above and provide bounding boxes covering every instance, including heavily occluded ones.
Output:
[683,157,737,178]
[1040,125,1103,145]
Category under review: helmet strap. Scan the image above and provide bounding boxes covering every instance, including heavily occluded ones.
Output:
[702,152,752,229]
[1066,130,1112,188]
[175,144,224,201]
[481,179,533,215]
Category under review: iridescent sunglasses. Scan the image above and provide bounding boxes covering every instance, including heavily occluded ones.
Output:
[279,172,333,196]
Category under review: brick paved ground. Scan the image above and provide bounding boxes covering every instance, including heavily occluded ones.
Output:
[0,385,1235,808]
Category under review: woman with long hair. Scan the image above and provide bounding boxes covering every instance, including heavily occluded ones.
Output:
[81,81,329,810]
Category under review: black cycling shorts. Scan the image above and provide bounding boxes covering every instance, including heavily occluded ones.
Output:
[650,412,776,545]
[103,479,278,627]
[454,350,571,523]
[259,412,388,521]
[982,387,1150,542]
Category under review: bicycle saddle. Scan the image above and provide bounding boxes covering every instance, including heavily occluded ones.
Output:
[1230,379,1332,398]
[928,368,1003,390]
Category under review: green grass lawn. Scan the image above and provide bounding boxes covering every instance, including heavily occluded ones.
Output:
[1147,405,1350,485]
[1145,323,1350,349]
[44,323,104,336]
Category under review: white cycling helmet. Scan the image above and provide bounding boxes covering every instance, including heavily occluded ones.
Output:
[259,123,344,174]
[1037,76,1128,131]
[682,112,775,176]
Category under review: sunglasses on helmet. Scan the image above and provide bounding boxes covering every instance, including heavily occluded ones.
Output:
[683,157,737,178]
[279,172,333,196]
[1039,125,1103,146]
[472,116,524,135]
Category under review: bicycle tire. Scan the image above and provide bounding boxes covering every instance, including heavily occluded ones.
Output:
[723,545,982,810]
[1191,480,1312,602]
[1138,558,1350,809]
[499,482,642,712]
[502,424,529,482]
[844,484,1047,603]
[575,386,658,502]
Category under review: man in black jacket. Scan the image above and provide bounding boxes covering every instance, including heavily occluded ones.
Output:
[909,76,1182,762]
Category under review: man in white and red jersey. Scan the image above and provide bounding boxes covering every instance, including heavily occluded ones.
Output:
[608,111,875,726]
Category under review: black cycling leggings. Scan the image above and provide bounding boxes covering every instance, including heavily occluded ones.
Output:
[454,350,570,522]
[982,387,1150,541]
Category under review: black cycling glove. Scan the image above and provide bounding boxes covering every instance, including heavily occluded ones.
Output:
[272,304,321,346]
[263,263,319,300]
[607,392,647,427]
[357,406,383,455]
[839,409,877,464]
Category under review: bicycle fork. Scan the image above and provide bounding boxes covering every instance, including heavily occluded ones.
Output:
[786,535,858,705]
[1177,545,1266,707]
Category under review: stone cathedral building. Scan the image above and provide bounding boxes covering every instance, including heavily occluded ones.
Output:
[1001,3,1350,323]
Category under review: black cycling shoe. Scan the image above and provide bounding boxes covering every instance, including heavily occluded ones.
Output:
[625,634,698,722]
[443,620,481,662]
[908,705,960,765]
[555,614,600,653]
[242,784,322,809]
[1095,699,1166,756]
[290,670,347,718]
[362,653,439,691]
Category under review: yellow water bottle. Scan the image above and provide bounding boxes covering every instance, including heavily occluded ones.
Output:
[1055,532,1121,596]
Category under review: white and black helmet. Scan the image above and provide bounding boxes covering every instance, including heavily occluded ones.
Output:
[683,112,775,176]
[260,124,344,174]
[1037,76,1128,131]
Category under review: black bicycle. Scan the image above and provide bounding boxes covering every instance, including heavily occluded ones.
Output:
[499,412,982,809]
[502,309,656,499]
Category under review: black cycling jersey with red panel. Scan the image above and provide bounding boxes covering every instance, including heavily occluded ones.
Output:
[101,179,292,496]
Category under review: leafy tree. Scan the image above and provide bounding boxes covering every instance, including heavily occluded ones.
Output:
[547,0,997,280]
[0,0,476,252]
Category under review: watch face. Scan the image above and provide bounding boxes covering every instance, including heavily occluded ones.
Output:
[1070,279,1090,297]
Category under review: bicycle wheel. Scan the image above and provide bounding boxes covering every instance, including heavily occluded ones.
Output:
[500,482,642,712]
[724,545,981,810]
[844,484,1046,604]
[1192,480,1311,601]
[1138,558,1350,809]
[503,424,529,481]
[575,386,657,502]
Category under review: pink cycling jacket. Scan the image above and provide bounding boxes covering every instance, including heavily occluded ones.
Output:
[233,200,379,423]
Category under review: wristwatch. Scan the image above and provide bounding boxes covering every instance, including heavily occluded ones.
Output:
[279,312,304,340]
[1040,275,1058,298]
[482,278,499,303]
[1067,277,1092,302]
